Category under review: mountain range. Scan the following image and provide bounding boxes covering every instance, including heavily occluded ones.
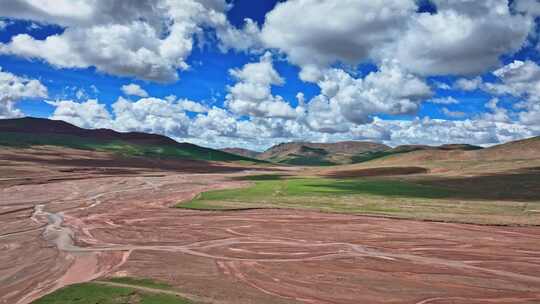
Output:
[221,141,486,166]
[2,117,538,167]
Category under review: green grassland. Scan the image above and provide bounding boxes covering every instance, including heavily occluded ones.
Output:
[177,174,540,225]
[0,132,256,162]
[32,282,192,304]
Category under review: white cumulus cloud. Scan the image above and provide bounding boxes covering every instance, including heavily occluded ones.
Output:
[261,0,416,81]
[47,99,112,129]
[429,96,460,104]
[394,0,532,76]
[121,83,148,97]
[0,0,259,82]
[261,0,533,80]
[225,52,297,119]
[305,60,433,128]
[0,67,48,118]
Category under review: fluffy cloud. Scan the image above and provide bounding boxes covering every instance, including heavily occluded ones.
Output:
[192,107,239,137]
[45,93,539,151]
[261,0,533,80]
[429,96,460,104]
[0,0,257,82]
[4,0,537,151]
[513,0,540,16]
[47,99,112,129]
[383,117,533,146]
[394,0,532,76]
[165,95,208,113]
[430,60,540,128]
[519,103,540,125]
[454,77,483,91]
[121,84,148,97]
[261,0,416,81]
[488,60,540,98]
[0,1,160,27]
[215,18,262,53]
[301,95,349,133]
[304,60,432,129]
[178,100,208,113]
[0,20,9,30]
[434,81,452,90]
[225,52,297,119]
[0,67,48,118]
[482,60,540,125]
[49,96,200,138]
[112,97,191,136]
[5,1,530,82]
[482,98,510,123]
[442,108,466,118]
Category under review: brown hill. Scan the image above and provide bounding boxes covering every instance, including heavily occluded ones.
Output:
[477,136,540,160]
[220,148,261,159]
[0,117,257,162]
[259,141,390,166]
[357,136,540,174]
[389,144,482,154]
[388,145,433,153]
[0,117,178,146]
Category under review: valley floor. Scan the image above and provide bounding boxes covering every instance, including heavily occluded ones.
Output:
[2,147,540,304]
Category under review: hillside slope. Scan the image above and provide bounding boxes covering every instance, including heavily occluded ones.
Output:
[259,141,390,165]
[0,117,256,162]
[220,141,486,166]
[345,136,540,175]
[220,148,261,159]
[477,136,540,160]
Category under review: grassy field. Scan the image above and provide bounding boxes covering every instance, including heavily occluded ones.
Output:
[0,132,255,162]
[177,174,540,225]
[32,281,192,304]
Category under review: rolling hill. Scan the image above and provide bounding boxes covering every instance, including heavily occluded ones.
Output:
[0,117,257,162]
[351,136,540,171]
[220,148,261,159]
[476,136,540,160]
[257,141,391,166]
[388,144,483,153]
[220,141,486,166]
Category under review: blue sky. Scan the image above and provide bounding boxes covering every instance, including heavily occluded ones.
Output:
[1,0,540,150]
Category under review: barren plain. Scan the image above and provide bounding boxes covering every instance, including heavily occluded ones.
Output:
[2,146,540,304]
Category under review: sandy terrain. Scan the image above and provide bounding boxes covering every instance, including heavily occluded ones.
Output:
[2,147,540,304]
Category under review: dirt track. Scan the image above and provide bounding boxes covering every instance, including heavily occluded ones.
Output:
[1,150,540,303]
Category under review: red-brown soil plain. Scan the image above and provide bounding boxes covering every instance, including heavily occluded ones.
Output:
[2,146,540,304]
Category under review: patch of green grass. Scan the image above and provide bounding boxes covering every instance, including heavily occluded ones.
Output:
[32,283,132,304]
[184,178,452,202]
[177,176,540,225]
[32,282,192,304]
[177,177,453,212]
[141,293,192,304]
